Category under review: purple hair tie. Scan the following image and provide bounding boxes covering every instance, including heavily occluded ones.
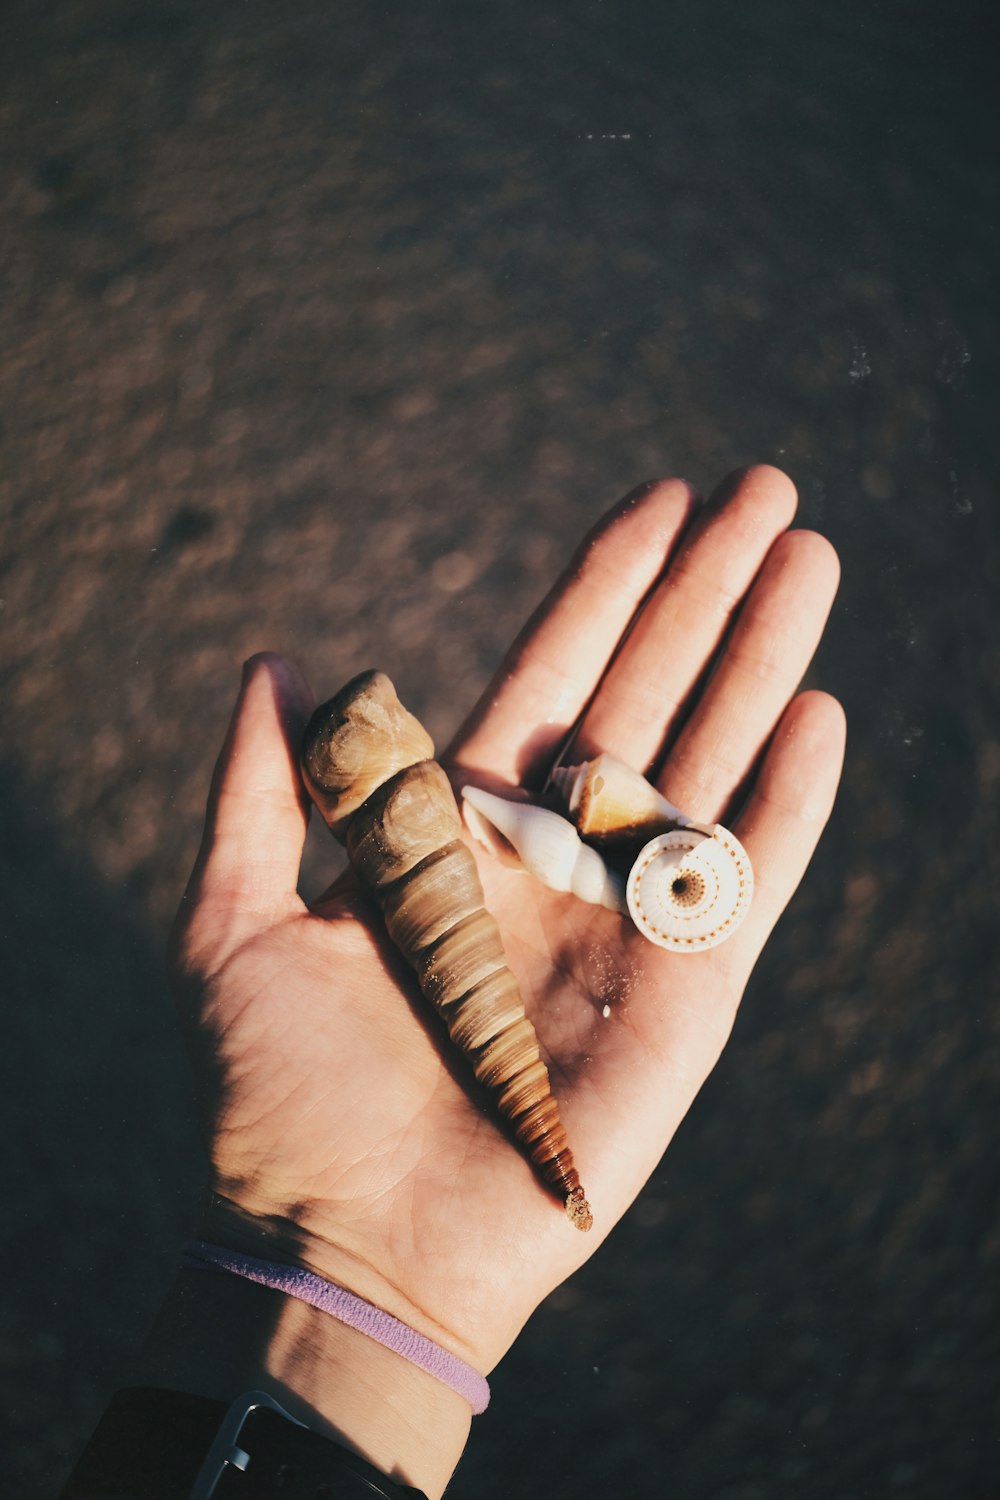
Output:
[182,1240,490,1414]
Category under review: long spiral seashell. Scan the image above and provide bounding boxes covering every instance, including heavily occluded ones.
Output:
[626,827,753,952]
[461,786,627,913]
[551,753,714,841]
[301,670,593,1231]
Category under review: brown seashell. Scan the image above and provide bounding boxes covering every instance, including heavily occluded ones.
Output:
[301,671,593,1232]
[552,752,711,842]
[301,670,434,838]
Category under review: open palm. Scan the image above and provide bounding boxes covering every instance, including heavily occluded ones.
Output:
[169,465,845,1378]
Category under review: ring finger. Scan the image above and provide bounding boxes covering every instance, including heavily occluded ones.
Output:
[656,527,841,824]
[568,464,799,772]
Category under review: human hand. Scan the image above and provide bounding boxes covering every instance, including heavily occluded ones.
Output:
[163,464,844,1493]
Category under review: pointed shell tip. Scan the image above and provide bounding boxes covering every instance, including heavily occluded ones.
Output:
[566,1188,593,1231]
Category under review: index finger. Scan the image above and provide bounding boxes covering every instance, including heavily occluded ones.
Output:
[446,478,699,787]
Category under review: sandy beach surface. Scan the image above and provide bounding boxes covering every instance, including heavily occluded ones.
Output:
[1,1,997,1494]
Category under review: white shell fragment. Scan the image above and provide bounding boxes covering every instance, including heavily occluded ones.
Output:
[462,786,628,913]
[626,827,753,952]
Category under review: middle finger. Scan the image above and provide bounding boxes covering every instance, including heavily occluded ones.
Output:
[569,464,798,771]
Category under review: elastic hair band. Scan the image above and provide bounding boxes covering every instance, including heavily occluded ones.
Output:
[182,1240,490,1414]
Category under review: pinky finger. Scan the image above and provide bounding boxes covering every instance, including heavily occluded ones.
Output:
[727,690,847,976]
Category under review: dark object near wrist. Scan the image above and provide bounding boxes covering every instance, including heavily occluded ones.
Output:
[60,1386,429,1499]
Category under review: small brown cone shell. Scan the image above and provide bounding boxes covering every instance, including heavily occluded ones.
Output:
[553,752,684,844]
[302,674,593,1231]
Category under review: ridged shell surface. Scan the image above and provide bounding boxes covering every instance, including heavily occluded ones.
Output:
[302,676,594,1231]
[626,827,753,952]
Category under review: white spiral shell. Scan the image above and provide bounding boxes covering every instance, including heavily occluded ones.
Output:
[626,827,753,951]
[462,786,628,913]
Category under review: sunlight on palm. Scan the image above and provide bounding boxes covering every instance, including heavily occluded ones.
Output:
[172,466,846,1370]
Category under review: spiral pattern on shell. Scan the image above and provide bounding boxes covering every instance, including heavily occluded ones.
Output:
[301,671,593,1231]
[625,827,753,952]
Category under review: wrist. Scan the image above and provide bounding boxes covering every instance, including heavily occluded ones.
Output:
[197,1193,499,1368]
[135,1269,471,1499]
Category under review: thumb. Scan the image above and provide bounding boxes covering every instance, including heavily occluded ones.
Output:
[174,653,315,969]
